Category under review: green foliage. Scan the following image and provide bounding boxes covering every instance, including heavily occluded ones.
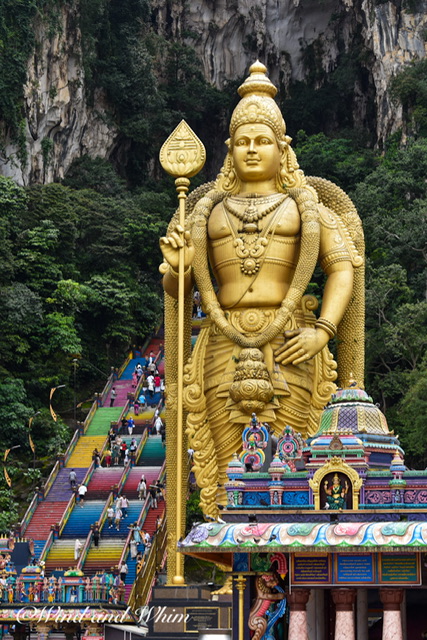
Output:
[390,59,427,137]
[294,130,377,192]
[0,0,62,143]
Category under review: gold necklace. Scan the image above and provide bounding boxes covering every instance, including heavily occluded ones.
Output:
[223,203,284,276]
[224,194,287,232]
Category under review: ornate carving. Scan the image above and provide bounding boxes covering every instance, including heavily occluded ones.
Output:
[248,573,286,640]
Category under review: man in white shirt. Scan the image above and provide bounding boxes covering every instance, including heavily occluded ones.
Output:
[78,484,87,507]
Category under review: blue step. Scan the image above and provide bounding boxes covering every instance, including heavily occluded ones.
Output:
[32,540,45,560]
[102,501,143,538]
[61,500,105,537]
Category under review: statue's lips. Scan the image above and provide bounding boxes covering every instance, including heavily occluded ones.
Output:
[244,159,261,165]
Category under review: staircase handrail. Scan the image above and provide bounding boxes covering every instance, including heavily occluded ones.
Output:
[59,491,77,536]
[128,518,167,610]
[117,460,166,568]
[116,462,132,496]
[38,529,54,564]
[117,350,133,379]
[114,399,131,433]
[19,493,39,537]
[134,428,149,465]
[117,495,149,569]
[99,371,115,409]
[83,399,98,434]
[63,428,80,466]
[42,461,60,499]
[76,492,114,571]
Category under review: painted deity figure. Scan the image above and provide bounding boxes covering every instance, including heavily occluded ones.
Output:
[324,473,349,510]
[161,62,364,517]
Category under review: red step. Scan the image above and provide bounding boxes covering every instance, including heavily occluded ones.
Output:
[123,467,161,499]
[25,502,69,539]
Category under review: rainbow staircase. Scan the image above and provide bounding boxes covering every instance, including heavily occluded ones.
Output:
[22,336,166,605]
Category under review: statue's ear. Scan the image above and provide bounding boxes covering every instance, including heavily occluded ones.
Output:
[225,138,231,150]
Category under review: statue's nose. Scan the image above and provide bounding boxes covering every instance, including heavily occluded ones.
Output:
[248,139,256,153]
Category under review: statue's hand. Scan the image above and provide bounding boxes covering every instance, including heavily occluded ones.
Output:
[159,225,195,272]
[274,327,330,365]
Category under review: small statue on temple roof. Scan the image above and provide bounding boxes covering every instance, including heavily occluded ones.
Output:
[324,473,349,510]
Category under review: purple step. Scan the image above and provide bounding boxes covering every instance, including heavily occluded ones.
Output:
[45,468,87,501]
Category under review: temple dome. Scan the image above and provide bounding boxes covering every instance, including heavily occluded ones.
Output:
[317,387,390,436]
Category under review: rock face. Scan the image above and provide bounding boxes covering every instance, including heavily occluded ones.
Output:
[153,0,427,143]
[1,0,427,185]
[0,2,117,186]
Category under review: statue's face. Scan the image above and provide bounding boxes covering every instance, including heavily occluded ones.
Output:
[232,123,280,183]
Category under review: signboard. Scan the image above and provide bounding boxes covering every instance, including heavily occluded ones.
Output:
[379,554,420,585]
[290,552,421,586]
[184,608,219,633]
[335,554,375,584]
[292,554,331,585]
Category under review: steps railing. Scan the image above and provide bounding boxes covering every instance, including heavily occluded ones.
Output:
[117,460,166,570]
[76,493,114,571]
[38,530,54,564]
[63,429,80,466]
[134,428,149,465]
[19,493,39,537]
[59,492,77,536]
[128,518,167,610]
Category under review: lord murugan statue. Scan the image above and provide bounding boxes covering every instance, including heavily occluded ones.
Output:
[160,62,364,526]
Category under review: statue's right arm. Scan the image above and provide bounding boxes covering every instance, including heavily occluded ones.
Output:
[159,225,195,299]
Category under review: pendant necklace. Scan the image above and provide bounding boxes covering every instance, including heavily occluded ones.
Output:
[223,196,287,276]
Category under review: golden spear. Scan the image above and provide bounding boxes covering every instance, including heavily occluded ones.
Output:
[159,121,206,584]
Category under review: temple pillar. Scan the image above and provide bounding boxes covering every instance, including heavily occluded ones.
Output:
[379,588,404,640]
[287,588,310,640]
[356,588,368,640]
[307,589,325,640]
[332,588,356,640]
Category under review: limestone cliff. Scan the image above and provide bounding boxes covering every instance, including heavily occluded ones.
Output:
[155,0,427,144]
[1,0,427,185]
[0,2,117,186]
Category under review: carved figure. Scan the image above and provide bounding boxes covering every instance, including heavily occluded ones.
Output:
[161,61,364,517]
[248,573,285,640]
[324,473,349,510]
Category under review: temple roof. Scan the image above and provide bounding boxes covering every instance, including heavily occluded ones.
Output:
[316,387,391,437]
[180,520,427,553]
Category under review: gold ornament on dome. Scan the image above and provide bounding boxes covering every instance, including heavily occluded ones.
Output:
[159,120,206,178]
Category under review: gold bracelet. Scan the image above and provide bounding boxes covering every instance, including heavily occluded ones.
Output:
[315,317,337,338]
[168,265,192,279]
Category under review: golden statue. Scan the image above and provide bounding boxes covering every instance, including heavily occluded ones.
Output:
[160,61,364,520]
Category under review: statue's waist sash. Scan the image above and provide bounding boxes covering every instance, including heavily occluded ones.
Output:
[201,306,315,396]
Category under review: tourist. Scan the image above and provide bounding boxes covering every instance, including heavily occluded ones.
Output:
[78,484,87,507]
[110,387,117,407]
[107,506,114,528]
[69,469,77,489]
[74,539,82,560]
[92,522,100,548]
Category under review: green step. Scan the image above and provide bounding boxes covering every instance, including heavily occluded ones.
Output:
[86,407,123,435]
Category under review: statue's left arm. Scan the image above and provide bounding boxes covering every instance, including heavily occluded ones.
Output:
[275,204,354,365]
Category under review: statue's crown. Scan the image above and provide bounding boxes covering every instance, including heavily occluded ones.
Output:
[238,61,278,99]
[230,61,287,142]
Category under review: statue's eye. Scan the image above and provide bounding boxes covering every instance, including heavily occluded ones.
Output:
[259,137,272,145]
[235,139,247,146]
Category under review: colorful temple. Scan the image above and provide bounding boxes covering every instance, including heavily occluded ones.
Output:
[180,387,427,639]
